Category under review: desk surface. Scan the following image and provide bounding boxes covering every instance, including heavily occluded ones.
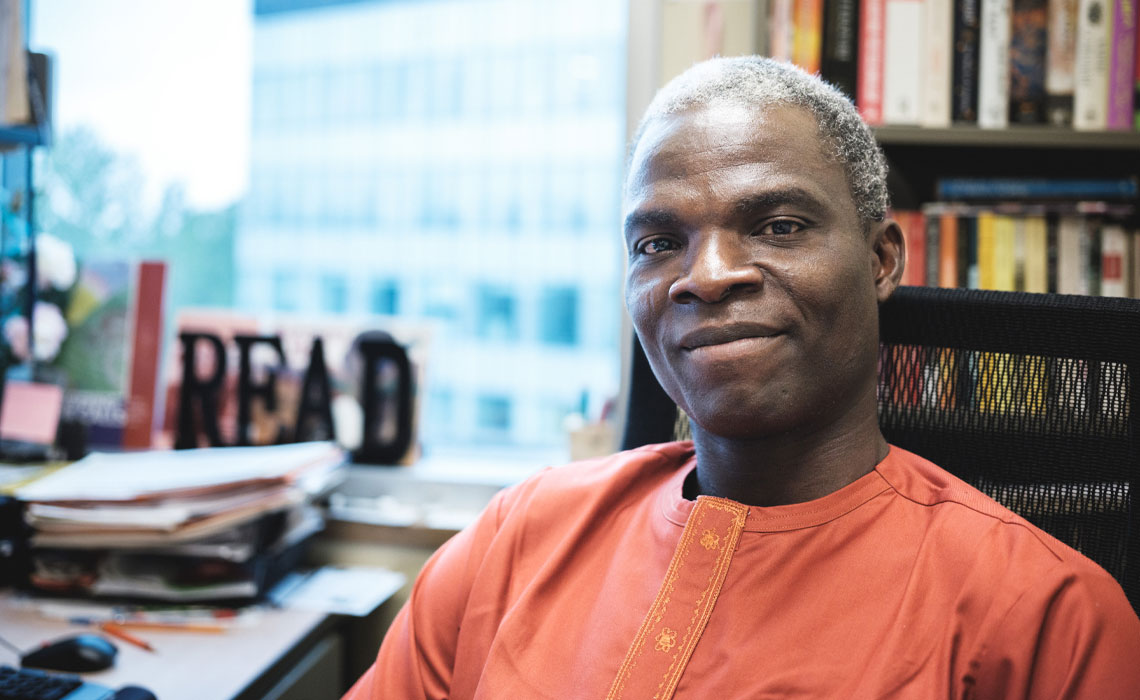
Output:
[0,592,334,700]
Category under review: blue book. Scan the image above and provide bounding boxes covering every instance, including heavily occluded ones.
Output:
[937,177,1139,200]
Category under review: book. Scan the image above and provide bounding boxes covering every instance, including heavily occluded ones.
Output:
[898,210,927,285]
[883,0,925,124]
[937,206,960,287]
[123,261,166,449]
[921,0,954,127]
[770,0,796,62]
[1009,0,1050,123]
[1057,214,1090,293]
[858,0,887,123]
[925,212,941,286]
[993,213,1019,290]
[1046,0,1080,124]
[953,0,983,123]
[977,210,998,289]
[52,260,167,452]
[820,0,860,99]
[979,0,1013,128]
[1100,223,1129,295]
[936,176,1139,199]
[1106,0,1137,129]
[1023,212,1050,292]
[1074,0,1111,130]
[793,0,824,74]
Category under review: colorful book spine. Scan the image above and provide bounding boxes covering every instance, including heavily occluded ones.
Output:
[953,0,983,122]
[1100,223,1128,295]
[1131,229,1140,296]
[858,0,887,123]
[1046,0,1080,125]
[979,0,1013,128]
[938,208,960,287]
[1057,215,1089,293]
[122,261,167,449]
[1135,9,1140,129]
[770,0,796,62]
[977,210,998,289]
[1074,0,1111,130]
[922,0,955,126]
[821,0,860,99]
[926,213,941,287]
[993,213,1019,290]
[1010,0,1050,123]
[1106,0,1137,130]
[883,0,925,124]
[936,176,1139,199]
[900,210,928,285]
[1023,214,1050,292]
[793,0,824,74]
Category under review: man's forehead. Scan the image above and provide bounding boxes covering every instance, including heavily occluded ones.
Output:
[625,103,831,199]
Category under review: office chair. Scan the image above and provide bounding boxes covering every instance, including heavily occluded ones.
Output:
[621,286,1140,614]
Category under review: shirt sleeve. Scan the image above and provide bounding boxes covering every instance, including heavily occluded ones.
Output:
[972,563,1140,699]
[340,485,517,700]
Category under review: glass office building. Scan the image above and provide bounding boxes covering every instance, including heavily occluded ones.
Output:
[239,0,628,458]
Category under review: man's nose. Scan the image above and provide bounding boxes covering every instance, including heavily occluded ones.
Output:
[668,231,763,304]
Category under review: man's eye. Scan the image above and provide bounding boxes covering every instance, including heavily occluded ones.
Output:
[758,219,804,236]
[638,237,679,255]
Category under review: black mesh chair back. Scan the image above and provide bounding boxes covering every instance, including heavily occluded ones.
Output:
[621,286,1140,613]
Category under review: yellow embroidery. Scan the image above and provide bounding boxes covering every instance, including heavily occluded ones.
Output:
[700,529,719,550]
[654,628,677,653]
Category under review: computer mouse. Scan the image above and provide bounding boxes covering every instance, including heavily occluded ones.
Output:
[21,633,118,672]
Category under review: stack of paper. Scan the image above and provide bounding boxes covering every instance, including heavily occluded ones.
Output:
[15,442,347,601]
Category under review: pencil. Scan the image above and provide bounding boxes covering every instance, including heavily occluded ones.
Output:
[99,622,156,652]
[114,621,227,634]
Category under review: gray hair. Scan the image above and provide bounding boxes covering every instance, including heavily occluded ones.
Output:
[630,56,889,226]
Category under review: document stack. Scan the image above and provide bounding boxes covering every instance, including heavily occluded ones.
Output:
[13,441,346,602]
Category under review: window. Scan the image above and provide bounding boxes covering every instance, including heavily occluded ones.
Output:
[476,285,517,342]
[31,0,627,465]
[539,287,579,346]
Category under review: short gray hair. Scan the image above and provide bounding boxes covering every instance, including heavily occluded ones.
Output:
[630,56,889,226]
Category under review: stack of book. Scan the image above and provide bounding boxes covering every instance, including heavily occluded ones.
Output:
[767,0,1139,131]
[893,176,1140,295]
[13,441,346,602]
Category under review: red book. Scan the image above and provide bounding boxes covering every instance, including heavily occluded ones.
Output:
[858,0,887,124]
[793,0,824,74]
[122,261,167,449]
[897,210,927,286]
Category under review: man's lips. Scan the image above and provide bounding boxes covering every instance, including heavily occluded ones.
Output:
[678,323,784,350]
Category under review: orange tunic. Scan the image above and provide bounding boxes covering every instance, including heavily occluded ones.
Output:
[343,442,1140,699]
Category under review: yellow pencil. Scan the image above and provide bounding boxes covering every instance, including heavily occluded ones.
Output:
[99,622,157,652]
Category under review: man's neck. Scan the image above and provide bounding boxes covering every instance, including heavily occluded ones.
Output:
[688,407,889,507]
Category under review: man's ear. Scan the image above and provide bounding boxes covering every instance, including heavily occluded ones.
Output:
[870,218,905,303]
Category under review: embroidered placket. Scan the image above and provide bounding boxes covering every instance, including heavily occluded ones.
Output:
[606,496,748,700]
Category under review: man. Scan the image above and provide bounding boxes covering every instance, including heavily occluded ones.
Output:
[343,57,1140,699]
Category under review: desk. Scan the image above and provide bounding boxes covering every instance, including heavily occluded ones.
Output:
[0,592,346,700]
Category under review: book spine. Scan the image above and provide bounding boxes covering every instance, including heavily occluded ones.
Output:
[993,213,1019,290]
[1046,0,1080,125]
[770,0,796,62]
[936,176,1139,199]
[1136,10,1140,129]
[963,214,980,288]
[1074,0,1111,130]
[1057,215,1088,293]
[1107,0,1137,129]
[858,0,887,123]
[922,0,955,126]
[1023,214,1050,292]
[793,0,824,74]
[883,0,925,124]
[953,0,983,122]
[1010,0,1050,123]
[1101,223,1128,295]
[122,261,167,449]
[979,0,1013,128]
[821,0,860,99]
[900,210,928,285]
[1131,228,1140,297]
[926,212,941,286]
[939,209,960,287]
[978,210,998,289]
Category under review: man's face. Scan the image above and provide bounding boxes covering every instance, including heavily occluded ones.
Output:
[623,103,901,440]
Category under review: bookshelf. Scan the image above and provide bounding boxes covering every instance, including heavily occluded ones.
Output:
[876,127,1140,209]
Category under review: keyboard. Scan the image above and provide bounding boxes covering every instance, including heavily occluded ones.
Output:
[0,666,113,700]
